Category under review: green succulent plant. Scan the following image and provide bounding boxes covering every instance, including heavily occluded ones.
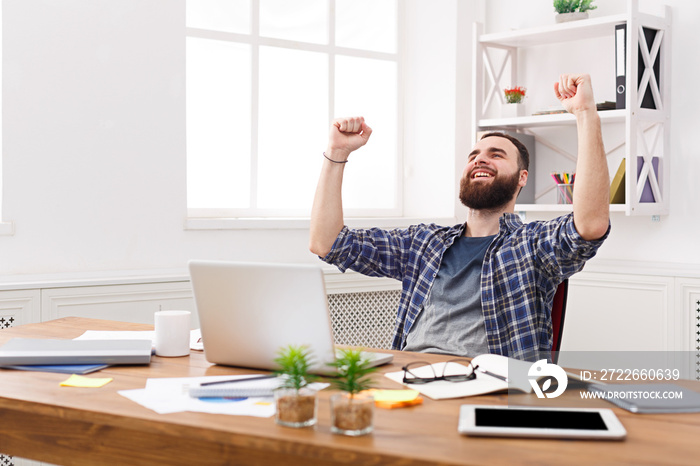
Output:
[326,349,377,397]
[273,344,317,392]
[553,0,597,14]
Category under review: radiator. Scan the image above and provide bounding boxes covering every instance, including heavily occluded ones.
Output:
[327,289,400,350]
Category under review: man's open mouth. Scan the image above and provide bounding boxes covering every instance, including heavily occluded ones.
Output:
[471,170,495,179]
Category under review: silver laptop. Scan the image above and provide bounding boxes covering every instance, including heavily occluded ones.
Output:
[188,260,393,374]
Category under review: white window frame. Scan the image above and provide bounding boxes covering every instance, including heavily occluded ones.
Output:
[185,0,404,229]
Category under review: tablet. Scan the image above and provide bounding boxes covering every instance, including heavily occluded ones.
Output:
[458,405,627,440]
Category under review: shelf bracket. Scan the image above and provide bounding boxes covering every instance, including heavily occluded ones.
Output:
[637,26,664,111]
[481,45,513,116]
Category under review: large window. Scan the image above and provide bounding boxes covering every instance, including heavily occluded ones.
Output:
[186,0,400,219]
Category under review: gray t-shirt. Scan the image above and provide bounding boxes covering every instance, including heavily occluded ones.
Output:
[403,235,494,357]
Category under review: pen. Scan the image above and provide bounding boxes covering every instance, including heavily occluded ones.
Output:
[477,368,509,383]
[199,374,276,387]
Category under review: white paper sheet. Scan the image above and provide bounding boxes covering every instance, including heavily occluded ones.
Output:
[119,375,328,417]
[118,375,276,416]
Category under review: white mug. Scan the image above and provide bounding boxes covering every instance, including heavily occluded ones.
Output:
[154,310,191,357]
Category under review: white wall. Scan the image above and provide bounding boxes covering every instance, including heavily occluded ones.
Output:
[402,0,458,218]
[0,0,316,276]
[0,0,698,279]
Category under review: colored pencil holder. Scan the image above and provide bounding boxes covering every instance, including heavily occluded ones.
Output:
[556,184,574,204]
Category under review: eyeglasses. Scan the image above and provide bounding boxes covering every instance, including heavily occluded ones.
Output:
[402,359,477,384]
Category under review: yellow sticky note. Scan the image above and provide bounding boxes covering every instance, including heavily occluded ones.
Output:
[60,374,113,388]
[368,389,424,409]
[369,389,420,403]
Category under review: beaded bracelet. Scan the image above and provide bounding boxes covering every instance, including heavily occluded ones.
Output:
[323,152,349,164]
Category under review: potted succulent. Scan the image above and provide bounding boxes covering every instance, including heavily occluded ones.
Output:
[553,0,597,23]
[273,344,318,428]
[327,349,377,436]
[502,86,527,118]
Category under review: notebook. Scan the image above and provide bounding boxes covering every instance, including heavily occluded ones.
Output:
[188,260,394,374]
[384,354,532,400]
[0,338,152,365]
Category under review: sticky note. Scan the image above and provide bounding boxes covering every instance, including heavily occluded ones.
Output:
[368,389,423,409]
[369,389,420,402]
[60,374,113,388]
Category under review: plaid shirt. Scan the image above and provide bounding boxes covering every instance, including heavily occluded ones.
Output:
[321,213,608,361]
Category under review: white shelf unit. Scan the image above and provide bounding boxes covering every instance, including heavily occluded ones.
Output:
[471,0,671,216]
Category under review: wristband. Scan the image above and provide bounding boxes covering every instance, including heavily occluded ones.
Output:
[323,152,348,164]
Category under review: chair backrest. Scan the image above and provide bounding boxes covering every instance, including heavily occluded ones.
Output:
[551,279,569,363]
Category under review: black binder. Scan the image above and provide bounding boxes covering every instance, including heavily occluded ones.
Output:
[615,24,626,109]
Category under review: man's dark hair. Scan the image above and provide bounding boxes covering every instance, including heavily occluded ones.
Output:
[480,132,529,171]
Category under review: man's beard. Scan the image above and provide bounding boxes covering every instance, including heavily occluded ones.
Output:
[459,169,521,210]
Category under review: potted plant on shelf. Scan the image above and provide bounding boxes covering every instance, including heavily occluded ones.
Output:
[327,349,377,436]
[502,86,527,118]
[273,344,319,428]
[553,0,597,23]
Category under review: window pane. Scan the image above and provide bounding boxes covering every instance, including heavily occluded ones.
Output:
[257,47,328,211]
[186,0,251,34]
[260,0,327,44]
[335,56,397,210]
[187,38,251,209]
[336,0,397,53]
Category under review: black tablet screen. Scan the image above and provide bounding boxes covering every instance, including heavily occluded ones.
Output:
[474,408,608,430]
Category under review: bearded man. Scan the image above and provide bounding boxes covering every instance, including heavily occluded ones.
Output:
[309,74,610,362]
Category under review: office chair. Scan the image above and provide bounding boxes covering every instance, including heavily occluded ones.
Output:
[550,279,569,364]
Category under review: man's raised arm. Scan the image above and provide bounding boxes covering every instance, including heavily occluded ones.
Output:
[554,73,610,240]
[309,116,372,257]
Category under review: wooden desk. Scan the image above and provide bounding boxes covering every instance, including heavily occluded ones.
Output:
[1,317,699,465]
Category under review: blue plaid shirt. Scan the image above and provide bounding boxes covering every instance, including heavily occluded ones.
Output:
[321,213,608,361]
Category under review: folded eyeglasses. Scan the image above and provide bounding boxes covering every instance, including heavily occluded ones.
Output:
[402,359,477,384]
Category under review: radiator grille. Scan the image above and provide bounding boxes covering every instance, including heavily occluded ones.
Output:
[327,290,400,350]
